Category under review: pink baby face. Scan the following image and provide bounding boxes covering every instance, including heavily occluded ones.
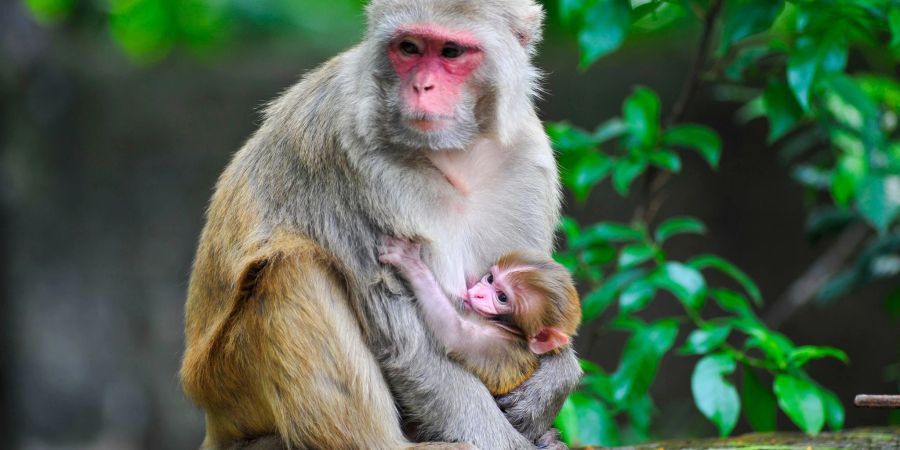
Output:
[464,265,517,318]
[387,24,484,132]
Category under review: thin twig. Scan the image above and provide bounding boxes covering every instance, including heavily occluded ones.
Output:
[855,395,900,408]
[667,0,723,127]
[763,223,870,328]
[635,0,723,225]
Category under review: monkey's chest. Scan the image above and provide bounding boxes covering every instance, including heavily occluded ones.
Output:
[449,345,539,396]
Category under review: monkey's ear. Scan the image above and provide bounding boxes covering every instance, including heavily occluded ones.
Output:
[506,0,545,50]
[528,327,569,355]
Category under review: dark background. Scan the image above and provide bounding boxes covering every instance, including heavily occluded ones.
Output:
[1,0,897,448]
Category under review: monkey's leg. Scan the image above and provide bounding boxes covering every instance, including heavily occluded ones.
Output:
[191,247,469,450]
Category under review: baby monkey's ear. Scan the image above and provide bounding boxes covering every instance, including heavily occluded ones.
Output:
[528,327,570,355]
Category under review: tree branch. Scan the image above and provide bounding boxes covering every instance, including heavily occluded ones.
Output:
[763,223,870,328]
[634,0,723,225]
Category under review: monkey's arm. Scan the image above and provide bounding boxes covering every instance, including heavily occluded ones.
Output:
[497,347,582,441]
[378,237,496,355]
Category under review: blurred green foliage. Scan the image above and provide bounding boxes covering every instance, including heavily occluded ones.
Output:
[552,0,899,446]
[23,0,368,61]
[20,0,900,447]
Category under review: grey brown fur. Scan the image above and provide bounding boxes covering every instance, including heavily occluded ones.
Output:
[180,1,581,449]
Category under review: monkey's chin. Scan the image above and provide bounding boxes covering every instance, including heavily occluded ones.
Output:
[388,113,478,151]
[409,118,449,132]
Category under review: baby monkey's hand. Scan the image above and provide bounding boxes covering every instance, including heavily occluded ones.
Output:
[378,236,426,278]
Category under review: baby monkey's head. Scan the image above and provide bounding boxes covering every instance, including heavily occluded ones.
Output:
[465,252,582,355]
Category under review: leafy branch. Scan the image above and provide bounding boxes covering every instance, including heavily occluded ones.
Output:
[546,0,900,446]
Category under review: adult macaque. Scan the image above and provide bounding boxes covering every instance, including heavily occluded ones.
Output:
[379,237,582,396]
[180,1,582,449]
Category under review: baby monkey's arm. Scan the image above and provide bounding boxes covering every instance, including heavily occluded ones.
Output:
[378,237,492,353]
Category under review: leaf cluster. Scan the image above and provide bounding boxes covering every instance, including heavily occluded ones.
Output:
[548,0,900,445]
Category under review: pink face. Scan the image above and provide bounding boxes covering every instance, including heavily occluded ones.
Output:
[464,265,520,318]
[387,24,485,133]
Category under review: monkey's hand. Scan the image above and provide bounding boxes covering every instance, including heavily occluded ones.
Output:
[496,347,582,442]
[378,236,426,279]
[535,429,568,450]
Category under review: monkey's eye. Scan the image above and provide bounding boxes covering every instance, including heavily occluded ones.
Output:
[441,43,465,59]
[399,40,420,55]
[497,292,508,304]
[487,274,494,284]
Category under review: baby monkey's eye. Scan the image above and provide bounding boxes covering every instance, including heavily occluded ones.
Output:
[497,291,508,304]
[487,274,494,284]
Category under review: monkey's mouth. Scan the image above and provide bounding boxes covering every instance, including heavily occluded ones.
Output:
[409,118,447,131]
[403,113,453,132]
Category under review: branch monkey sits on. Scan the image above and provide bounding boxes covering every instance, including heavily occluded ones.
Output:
[179,1,583,449]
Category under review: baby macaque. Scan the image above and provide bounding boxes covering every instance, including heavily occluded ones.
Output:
[378,237,581,396]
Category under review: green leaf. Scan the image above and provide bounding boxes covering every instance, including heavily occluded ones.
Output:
[737,96,766,124]
[593,117,628,143]
[662,125,722,168]
[612,158,648,196]
[547,122,596,152]
[647,149,682,172]
[555,393,621,447]
[624,87,662,149]
[823,74,880,132]
[651,262,707,311]
[619,280,656,314]
[742,326,794,369]
[618,243,656,268]
[580,222,644,243]
[742,366,777,432]
[710,288,754,319]
[577,0,632,68]
[567,152,615,202]
[559,216,582,242]
[787,346,849,368]
[626,394,655,442]
[24,0,74,23]
[792,165,831,189]
[819,386,845,431]
[581,246,616,266]
[787,35,848,112]
[774,374,825,434]
[559,0,585,26]
[763,81,804,143]
[581,288,615,323]
[890,8,900,50]
[582,268,648,322]
[611,319,679,405]
[856,175,900,233]
[108,0,177,62]
[681,325,732,355]
[579,358,604,375]
[580,365,613,401]
[555,252,579,274]
[655,216,707,243]
[691,354,740,436]
[719,0,785,53]
[688,255,763,306]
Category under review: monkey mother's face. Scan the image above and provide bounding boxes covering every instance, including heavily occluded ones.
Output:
[385,24,486,150]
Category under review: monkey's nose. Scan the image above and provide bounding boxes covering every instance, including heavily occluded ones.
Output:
[413,84,435,94]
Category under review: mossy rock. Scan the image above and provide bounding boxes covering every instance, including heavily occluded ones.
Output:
[579,427,900,450]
